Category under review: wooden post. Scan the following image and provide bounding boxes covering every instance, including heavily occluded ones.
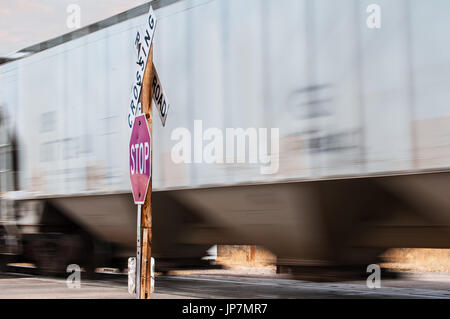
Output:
[139,44,153,299]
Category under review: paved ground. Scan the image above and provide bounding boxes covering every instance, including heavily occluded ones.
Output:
[0,271,449,299]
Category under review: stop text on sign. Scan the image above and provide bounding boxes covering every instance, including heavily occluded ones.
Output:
[130,142,150,175]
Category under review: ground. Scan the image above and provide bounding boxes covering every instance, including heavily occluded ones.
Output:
[1,269,449,299]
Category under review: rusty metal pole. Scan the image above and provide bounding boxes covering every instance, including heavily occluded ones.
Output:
[139,44,153,299]
[136,205,142,299]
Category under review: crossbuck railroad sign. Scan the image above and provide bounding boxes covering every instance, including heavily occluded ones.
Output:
[128,4,170,204]
[127,5,170,132]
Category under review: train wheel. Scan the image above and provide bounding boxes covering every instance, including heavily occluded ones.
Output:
[34,242,66,275]
[82,241,111,279]
[0,255,10,272]
[0,228,12,272]
[31,235,76,276]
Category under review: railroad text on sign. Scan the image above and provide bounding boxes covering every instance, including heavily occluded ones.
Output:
[152,64,170,127]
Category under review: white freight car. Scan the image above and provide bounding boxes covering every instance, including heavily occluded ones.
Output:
[1,0,450,273]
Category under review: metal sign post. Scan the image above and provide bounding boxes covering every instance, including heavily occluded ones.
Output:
[136,204,142,299]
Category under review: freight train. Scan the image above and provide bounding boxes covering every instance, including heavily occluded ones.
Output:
[1,0,450,274]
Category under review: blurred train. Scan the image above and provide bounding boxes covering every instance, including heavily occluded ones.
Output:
[1,0,450,274]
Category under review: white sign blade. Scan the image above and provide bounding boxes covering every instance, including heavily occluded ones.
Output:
[151,64,170,127]
[127,5,157,132]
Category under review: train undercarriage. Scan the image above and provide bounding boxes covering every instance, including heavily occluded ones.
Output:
[1,170,450,276]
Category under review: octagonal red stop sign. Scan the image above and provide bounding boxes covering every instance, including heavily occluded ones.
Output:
[129,114,151,204]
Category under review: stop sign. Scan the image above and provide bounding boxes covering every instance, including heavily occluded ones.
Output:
[129,114,151,204]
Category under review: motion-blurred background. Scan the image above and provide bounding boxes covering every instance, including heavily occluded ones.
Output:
[1,0,450,276]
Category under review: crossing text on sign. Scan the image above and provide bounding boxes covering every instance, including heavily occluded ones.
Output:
[128,5,157,131]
